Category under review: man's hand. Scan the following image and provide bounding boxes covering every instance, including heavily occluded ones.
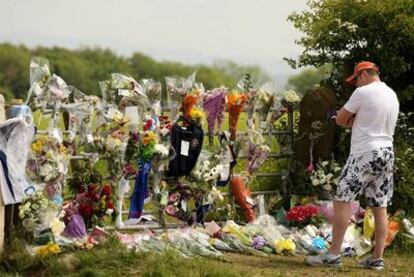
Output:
[335,107,355,128]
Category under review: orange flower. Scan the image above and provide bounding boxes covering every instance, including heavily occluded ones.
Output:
[227,93,249,140]
[182,94,199,119]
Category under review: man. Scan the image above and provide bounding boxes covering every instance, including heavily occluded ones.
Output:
[305,61,400,270]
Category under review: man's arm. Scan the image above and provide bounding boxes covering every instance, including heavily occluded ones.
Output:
[335,107,355,128]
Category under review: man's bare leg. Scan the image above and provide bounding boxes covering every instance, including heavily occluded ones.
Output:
[371,206,388,259]
[329,201,351,255]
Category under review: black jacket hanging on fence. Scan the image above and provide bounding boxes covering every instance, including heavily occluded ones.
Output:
[166,120,203,177]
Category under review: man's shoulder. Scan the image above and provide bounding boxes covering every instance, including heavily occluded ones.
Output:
[357,82,394,94]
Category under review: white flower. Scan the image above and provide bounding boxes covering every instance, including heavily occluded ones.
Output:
[154,144,169,157]
[106,209,114,215]
[326,173,333,181]
[321,161,329,167]
[312,179,320,186]
[323,184,332,191]
[50,218,65,237]
[283,90,301,103]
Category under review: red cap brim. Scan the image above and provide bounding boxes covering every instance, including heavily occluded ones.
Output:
[345,72,358,85]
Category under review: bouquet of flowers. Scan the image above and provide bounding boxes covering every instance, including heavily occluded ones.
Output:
[141,78,162,115]
[274,238,296,254]
[125,124,168,220]
[99,73,148,111]
[35,242,61,257]
[26,57,51,107]
[256,82,276,130]
[286,205,319,228]
[165,72,196,121]
[26,131,69,200]
[19,191,57,233]
[245,129,270,175]
[310,160,342,194]
[203,87,227,146]
[63,87,98,144]
[227,91,248,140]
[282,89,301,110]
[75,183,115,228]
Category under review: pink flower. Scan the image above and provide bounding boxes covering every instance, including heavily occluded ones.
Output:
[305,163,315,175]
[169,193,180,203]
[165,205,176,216]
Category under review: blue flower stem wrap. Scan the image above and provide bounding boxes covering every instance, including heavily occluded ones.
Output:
[129,160,151,218]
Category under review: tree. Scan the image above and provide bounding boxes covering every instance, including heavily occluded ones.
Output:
[285,0,414,110]
[286,64,332,95]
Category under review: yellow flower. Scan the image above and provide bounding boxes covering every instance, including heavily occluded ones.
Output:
[275,238,296,254]
[48,243,61,254]
[59,145,68,155]
[36,246,48,257]
[31,142,43,154]
[36,242,61,257]
[143,131,157,146]
[189,108,205,122]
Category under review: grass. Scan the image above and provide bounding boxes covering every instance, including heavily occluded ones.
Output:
[1,235,413,277]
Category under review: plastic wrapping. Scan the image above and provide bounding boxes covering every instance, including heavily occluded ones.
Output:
[245,129,270,175]
[230,176,256,222]
[18,191,57,234]
[0,118,36,204]
[256,82,277,130]
[26,57,51,106]
[244,214,290,246]
[363,208,375,240]
[141,79,162,115]
[100,73,148,112]
[227,92,248,140]
[223,220,252,246]
[165,72,196,121]
[26,129,68,200]
[203,88,227,146]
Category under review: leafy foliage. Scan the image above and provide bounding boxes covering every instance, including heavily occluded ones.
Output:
[286,0,414,111]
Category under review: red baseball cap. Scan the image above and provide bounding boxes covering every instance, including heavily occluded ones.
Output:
[345,61,379,85]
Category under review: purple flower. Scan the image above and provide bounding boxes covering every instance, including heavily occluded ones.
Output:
[203,89,226,137]
[246,143,270,174]
[252,235,266,250]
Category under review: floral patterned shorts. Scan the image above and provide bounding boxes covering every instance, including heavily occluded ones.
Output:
[335,147,394,207]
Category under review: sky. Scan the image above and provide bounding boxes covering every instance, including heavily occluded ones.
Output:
[0,0,309,83]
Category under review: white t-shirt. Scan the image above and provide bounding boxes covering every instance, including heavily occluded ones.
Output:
[344,81,399,155]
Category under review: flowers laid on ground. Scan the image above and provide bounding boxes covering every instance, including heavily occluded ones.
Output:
[36,242,61,257]
[287,205,319,228]
[274,238,296,254]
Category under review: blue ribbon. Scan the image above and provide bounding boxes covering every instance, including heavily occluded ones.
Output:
[129,160,151,218]
[0,150,15,201]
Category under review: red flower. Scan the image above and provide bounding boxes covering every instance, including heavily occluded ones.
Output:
[143,119,153,131]
[287,205,318,222]
[88,183,98,192]
[106,201,114,209]
[80,204,93,216]
[102,184,112,196]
